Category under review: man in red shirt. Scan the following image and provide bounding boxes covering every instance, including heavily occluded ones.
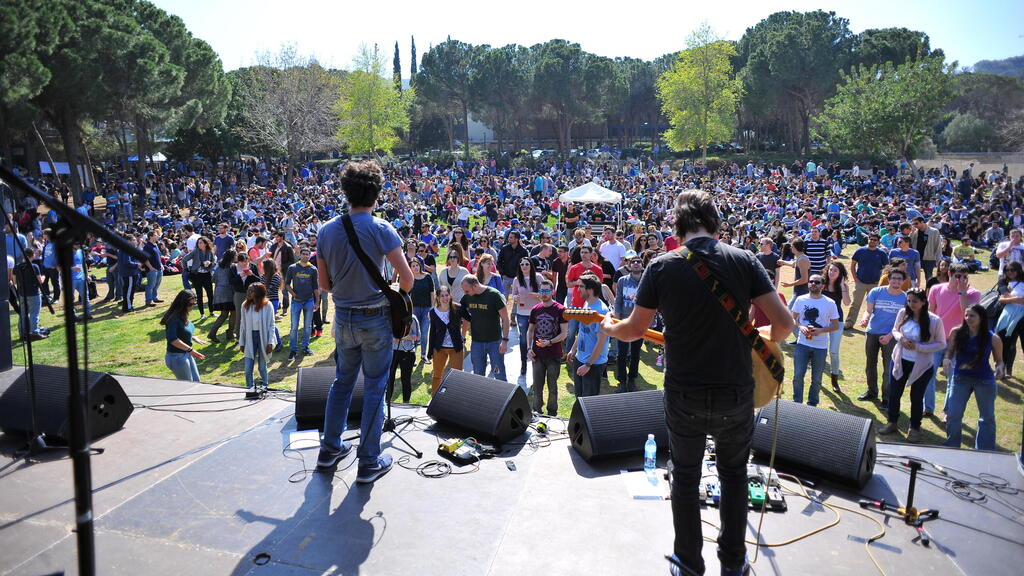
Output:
[564,246,604,354]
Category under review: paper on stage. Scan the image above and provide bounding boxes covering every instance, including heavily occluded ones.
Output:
[620,469,670,500]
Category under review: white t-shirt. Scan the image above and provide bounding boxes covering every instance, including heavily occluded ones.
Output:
[599,241,627,269]
[792,294,839,350]
[186,233,201,252]
[997,240,1024,274]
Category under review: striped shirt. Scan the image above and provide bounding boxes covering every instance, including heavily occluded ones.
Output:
[803,239,830,275]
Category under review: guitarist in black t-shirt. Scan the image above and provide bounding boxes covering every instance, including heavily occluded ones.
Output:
[600,190,793,576]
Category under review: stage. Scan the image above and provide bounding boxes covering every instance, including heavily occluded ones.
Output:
[0,376,1022,576]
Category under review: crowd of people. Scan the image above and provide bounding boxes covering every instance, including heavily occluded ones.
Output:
[3,154,1021,451]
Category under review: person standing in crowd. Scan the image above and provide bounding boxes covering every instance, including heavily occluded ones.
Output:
[756,238,780,289]
[438,251,469,305]
[911,216,942,280]
[270,231,296,312]
[599,190,792,576]
[181,236,215,319]
[780,238,811,298]
[567,273,609,398]
[69,240,93,321]
[551,245,571,305]
[213,222,234,258]
[408,258,435,358]
[565,245,603,351]
[943,304,1003,450]
[160,290,206,382]
[996,261,1024,378]
[790,274,840,406]
[847,233,889,330]
[238,282,277,398]
[822,262,850,392]
[427,285,464,394]
[497,230,528,296]
[527,278,567,415]
[890,235,923,289]
[285,246,320,361]
[613,253,644,392]
[926,262,981,417]
[460,274,510,381]
[388,315,420,403]
[475,253,505,294]
[142,230,164,307]
[878,289,946,443]
[802,226,831,276]
[12,247,46,340]
[511,257,544,376]
[996,229,1024,278]
[207,249,237,343]
[857,268,908,403]
[316,160,413,484]
[117,233,142,315]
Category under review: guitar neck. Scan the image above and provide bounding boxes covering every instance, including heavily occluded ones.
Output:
[564,309,665,346]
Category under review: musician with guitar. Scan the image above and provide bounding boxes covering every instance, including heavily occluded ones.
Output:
[599,190,793,576]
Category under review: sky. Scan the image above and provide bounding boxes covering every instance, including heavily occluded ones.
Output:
[152,0,1024,72]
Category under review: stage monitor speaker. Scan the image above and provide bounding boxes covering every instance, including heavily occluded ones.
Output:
[751,399,876,488]
[295,366,364,431]
[427,370,531,443]
[0,365,133,442]
[569,390,668,461]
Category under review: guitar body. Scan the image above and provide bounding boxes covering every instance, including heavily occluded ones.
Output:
[563,309,783,408]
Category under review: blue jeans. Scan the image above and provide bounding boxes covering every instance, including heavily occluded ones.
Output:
[321,307,392,467]
[565,319,580,353]
[165,351,200,382]
[926,348,944,413]
[414,306,431,356]
[244,331,269,389]
[944,373,997,450]
[290,298,315,352]
[145,269,162,304]
[792,343,827,406]
[19,293,41,337]
[72,277,91,317]
[516,313,531,367]
[828,328,843,375]
[470,340,506,381]
[181,266,192,290]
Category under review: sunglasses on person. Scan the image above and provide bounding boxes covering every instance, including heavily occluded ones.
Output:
[953,274,968,279]
[539,288,553,294]
[520,262,531,267]
[807,280,823,285]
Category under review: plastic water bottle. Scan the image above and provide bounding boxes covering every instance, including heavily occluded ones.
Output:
[644,434,657,482]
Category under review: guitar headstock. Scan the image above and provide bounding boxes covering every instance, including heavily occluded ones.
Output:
[562,308,603,325]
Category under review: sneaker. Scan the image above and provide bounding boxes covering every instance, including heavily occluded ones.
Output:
[877,422,899,435]
[667,554,700,576]
[316,441,353,469]
[302,348,313,356]
[287,351,297,361]
[356,454,394,484]
[857,392,878,402]
[28,332,48,341]
[721,559,751,576]
[245,388,261,399]
[906,428,922,443]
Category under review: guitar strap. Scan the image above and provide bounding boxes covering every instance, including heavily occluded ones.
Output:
[676,246,785,384]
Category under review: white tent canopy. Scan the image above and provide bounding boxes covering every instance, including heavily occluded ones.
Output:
[127,152,167,162]
[558,181,622,204]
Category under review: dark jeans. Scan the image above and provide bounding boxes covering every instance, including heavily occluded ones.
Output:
[616,338,643,389]
[572,359,604,397]
[388,349,416,403]
[864,333,896,400]
[191,272,213,315]
[666,387,754,576]
[999,322,1024,373]
[531,355,561,415]
[121,275,138,312]
[887,360,933,430]
[42,267,60,301]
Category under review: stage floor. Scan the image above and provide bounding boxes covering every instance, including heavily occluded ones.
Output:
[1,376,1022,576]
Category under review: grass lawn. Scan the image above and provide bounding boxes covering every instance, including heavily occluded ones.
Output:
[10,245,1022,454]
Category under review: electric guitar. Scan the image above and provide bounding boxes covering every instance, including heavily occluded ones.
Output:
[562,308,783,408]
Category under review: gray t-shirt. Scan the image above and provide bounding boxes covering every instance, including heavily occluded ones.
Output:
[318,212,402,308]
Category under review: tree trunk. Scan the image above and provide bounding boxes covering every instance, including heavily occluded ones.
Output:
[80,136,96,191]
[462,100,470,158]
[52,110,83,203]
[135,114,147,182]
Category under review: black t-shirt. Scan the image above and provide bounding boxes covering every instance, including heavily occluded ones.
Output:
[755,251,780,282]
[460,286,506,342]
[551,258,570,301]
[14,261,41,296]
[635,237,774,391]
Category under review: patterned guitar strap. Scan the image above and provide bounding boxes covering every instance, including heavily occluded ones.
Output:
[676,246,785,385]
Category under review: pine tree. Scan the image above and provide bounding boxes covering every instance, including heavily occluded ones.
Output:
[410,36,417,78]
[393,41,402,91]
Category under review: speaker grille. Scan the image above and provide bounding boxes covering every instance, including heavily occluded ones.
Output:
[427,370,531,443]
[569,390,667,461]
[0,365,133,441]
[752,399,875,487]
[295,367,364,431]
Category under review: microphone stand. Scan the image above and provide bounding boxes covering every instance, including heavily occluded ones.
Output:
[0,165,146,576]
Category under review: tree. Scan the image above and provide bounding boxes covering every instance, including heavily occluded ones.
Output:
[815,55,955,163]
[393,41,402,91]
[470,44,532,154]
[853,28,939,69]
[337,44,412,156]
[657,24,742,161]
[235,45,341,185]
[942,112,998,152]
[417,39,481,157]
[738,11,855,153]
[410,36,417,78]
